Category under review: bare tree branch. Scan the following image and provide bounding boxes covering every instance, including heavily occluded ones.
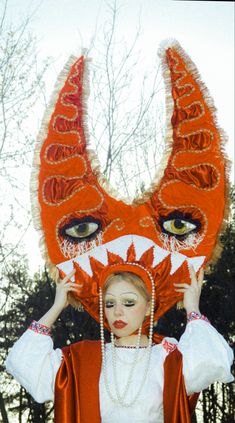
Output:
[88,1,164,198]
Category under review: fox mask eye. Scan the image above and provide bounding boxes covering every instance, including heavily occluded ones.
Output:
[163,219,197,236]
[160,213,201,239]
[59,218,101,243]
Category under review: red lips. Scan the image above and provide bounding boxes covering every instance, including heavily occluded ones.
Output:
[113,320,127,329]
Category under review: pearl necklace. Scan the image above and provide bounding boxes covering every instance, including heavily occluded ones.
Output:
[109,328,152,407]
[99,263,155,408]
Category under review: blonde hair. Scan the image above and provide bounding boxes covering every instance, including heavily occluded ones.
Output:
[104,271,150,302]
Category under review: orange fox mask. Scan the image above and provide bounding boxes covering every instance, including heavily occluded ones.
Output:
[32,40,229,324]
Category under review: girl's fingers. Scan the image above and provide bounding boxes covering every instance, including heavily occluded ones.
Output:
[60,269,76,284]
[65,269,76,280]
[65,282,83,289]
[198,267,204,287]
[188,265,204,288]
[68,286,82,293]
[188,265,197,286]
[174,283,190,288]
[174,288,189,292]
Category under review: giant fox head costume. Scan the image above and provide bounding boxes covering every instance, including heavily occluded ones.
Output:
[31,40,229,326]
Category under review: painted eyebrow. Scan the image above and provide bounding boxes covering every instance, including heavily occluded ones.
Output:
[105,292,138,298]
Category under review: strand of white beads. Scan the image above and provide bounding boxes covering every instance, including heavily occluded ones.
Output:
[110,326,143,406]
[99,262,155,407]
[99,288,105,363]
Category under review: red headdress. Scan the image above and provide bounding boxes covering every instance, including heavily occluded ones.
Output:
[31,40,229,327]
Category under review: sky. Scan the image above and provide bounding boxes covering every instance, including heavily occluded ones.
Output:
[5,0,235,271]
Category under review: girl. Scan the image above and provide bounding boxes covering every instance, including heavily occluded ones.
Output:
[5,267,233,422]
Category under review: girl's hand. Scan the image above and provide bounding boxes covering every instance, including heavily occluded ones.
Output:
[174,266,204,314]
[53,270,82,312]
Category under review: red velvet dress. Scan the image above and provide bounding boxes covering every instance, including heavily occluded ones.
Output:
[55,340,199,423]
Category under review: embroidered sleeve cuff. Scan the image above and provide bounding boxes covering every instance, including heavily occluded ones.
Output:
[162,339,177,354]
[29,320,52,336]
[187,311,210,324]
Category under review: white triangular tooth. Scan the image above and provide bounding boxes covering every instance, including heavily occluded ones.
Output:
[73,254,93,276]
[89,246,108,266]
[187,256,206,273]
[106,235,132,260]
[57,259,75,281]
[106,234,132,248]
[133,235,155,260]
[153,245,170,267]
[170,252,186,275]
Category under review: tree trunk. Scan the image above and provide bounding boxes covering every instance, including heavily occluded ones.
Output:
[0,392,9,423]
[19,387,22,423]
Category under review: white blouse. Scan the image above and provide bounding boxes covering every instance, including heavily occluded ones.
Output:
[5,320,234,423]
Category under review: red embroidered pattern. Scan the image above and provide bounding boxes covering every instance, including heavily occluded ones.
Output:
[29,320,51,336]
[187,311,210,324]
[114,344,156,349]
[162,339,177,354]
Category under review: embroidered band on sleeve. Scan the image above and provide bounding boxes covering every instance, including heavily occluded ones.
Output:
[187,311,210,324]
[162,339,177,354]
[29,320,52,336]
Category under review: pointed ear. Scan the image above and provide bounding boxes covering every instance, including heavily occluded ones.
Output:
[33,54,125,269]
[148,40,228,265]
